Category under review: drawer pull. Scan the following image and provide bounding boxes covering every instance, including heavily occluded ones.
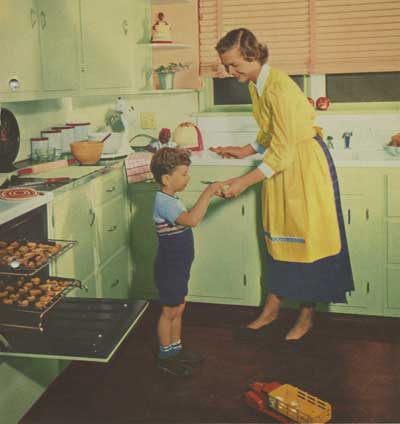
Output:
[108,225,117,232]
[366,282,370,294]
[366,208,369,220]
[347,209,351,225]
[106,186,116,193]
[111,279,120,288]
[89,209,96,226]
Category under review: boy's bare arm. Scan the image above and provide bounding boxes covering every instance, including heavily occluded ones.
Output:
[176,182,222,227]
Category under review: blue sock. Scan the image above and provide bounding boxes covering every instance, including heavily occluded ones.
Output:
[158,344,173,359]
[171,340,182,356]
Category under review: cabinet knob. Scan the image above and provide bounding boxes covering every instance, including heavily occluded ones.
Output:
[30,8,37,28]
[40,11,47,30]
[111,279,120,288]
[122,19,128,35]
[89,208,96,226]
[108,225,117,232]
[106,186,116,192]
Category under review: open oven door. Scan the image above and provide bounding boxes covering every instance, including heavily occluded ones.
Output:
[0,298,148,362]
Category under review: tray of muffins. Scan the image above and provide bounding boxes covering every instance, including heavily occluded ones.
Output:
[0,275,82,331]
[0,238,77,276]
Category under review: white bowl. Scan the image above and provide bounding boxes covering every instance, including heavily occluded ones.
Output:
[88,132,122,154]
[383,145,400,157]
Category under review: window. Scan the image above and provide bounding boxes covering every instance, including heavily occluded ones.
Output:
[213,76,305,105]
[326,72,400,103]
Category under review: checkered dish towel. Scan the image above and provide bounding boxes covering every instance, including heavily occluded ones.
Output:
[124,152,154,183]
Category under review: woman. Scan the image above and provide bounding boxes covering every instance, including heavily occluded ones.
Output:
[211,28,354,343]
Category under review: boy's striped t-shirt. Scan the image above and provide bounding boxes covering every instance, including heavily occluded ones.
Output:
[153,191,189,237]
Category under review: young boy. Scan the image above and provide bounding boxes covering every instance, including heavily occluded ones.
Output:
[150,147,222,377]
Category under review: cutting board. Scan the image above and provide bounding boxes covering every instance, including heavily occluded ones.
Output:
[20,166,105,179]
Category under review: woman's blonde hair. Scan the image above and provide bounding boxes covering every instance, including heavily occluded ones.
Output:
[215,28,268,64]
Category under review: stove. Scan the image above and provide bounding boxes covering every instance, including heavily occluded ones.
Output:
[2,176,74,192]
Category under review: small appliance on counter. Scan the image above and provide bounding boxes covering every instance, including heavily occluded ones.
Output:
[0,108,20,172]
[173,122,204,151]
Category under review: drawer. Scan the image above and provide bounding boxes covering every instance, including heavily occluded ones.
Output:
[92,169,124,207]
[387,266,400,309]
[96,196,128,263]
[387,174,400,217]
[99,249,130,298]
[387,220,400,263]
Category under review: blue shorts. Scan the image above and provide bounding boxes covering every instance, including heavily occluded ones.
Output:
[154,229,194,306]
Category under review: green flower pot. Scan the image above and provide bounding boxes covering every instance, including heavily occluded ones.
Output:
[157,72,175,90]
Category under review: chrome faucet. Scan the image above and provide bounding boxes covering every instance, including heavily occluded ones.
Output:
[342,132,353,149]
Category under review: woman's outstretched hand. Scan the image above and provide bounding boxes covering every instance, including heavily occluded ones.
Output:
[216,177,247,198]
[209,146,247,159]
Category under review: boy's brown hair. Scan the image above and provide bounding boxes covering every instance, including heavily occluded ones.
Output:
[150,147,191,185]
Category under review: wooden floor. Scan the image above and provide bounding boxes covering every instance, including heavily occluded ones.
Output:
[21,302,400,424]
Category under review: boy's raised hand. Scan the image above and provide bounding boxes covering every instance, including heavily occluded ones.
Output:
[205,181,224,197]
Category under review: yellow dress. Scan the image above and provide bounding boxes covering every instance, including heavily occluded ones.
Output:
[249,67,341,263]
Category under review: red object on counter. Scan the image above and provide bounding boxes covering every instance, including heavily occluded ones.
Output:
[17,159,76,175]
[316,96,330,111]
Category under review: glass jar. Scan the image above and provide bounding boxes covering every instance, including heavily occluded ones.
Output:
[31,137,49,163]
[66,122,91,142]
[41,129,62,160]
[52,126,74,153]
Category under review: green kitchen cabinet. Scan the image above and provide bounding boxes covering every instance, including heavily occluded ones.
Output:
[79,0,134,90]
[0,357,65,424]
[128,166,264,305]
[328,168,384,316]
[0,0,42,94]
[99,249,130,298]
[384,171,400,317]
[49,184,97,289]
[37,0,80,92]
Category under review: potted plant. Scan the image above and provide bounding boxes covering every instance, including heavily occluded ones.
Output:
[154,62,189,90]
[104,109,125,133]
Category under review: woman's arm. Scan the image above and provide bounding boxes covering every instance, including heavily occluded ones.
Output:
[209,144,256,159]
[218,168,265,198]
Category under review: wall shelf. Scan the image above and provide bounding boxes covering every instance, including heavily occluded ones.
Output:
[140,43,191,49]
[152,0,192,4]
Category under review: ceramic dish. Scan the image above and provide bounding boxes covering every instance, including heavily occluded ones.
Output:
[384,145,400,157]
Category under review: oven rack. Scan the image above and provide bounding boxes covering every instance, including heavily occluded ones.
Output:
[0,238,77,276]
[0,277,82,331]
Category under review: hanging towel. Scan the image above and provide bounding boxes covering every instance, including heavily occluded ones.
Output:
[124,152,154,183]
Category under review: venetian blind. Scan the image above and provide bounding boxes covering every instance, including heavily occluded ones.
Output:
[199,0,311,76]
[311,0,400,74]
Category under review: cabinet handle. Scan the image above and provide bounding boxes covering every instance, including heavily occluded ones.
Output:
[366,282,370,294]
[108,225,117,232]
[243,274,247,286]
[366,208,369,220]
[347,208,351,225]
[89,209,96,226]
[40,11,46,30]
[106,186,116,193]
[122,19,128,35]
[242,205,245,216]
[111,279,120,288]
[30,8,37,28]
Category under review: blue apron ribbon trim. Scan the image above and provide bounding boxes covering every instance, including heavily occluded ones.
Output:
[264,231,305,244]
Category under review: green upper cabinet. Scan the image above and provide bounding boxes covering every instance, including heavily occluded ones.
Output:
[79,0,134,90]
[37,0,80,92]
[0,0,42,94]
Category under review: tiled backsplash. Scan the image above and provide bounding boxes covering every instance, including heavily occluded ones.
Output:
[197,113,400,150]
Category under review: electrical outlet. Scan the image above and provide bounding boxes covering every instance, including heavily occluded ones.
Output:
[140,112,157,129]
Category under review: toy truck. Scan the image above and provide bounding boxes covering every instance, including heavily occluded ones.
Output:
[244,381,332,424]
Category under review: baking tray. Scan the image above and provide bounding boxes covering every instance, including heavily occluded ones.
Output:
[0,276,82,331]
[0,238,77,276]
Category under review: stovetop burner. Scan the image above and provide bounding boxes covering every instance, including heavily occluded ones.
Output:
[1,176,74,192]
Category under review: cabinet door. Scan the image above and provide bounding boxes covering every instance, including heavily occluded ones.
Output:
[52,186,96,283]
[180,192,246,303]
[334,194,381,314]
[37,0,79,91]
[130,189,158,299]
[99,249,130,298]
[96,195,128,264]
[0,0,42,93]
[80,0,133,89]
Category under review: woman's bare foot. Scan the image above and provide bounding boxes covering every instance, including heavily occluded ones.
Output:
[246,294,281,329]
[285,306,314,340]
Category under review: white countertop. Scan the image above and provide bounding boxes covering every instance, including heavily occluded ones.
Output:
[0,191,53,226]
[190,149,400,168]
